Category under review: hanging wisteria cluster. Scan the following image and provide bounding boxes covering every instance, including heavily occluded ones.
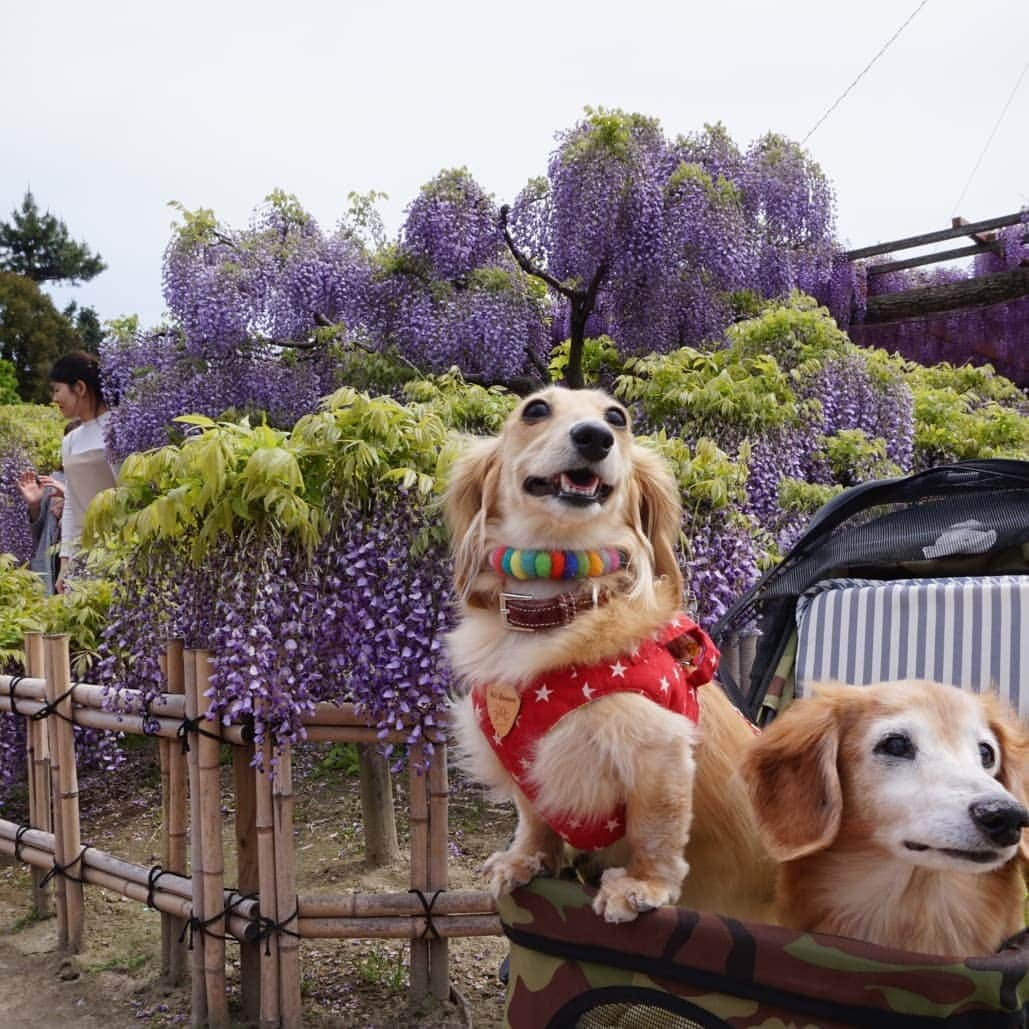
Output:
[504,116,835,359]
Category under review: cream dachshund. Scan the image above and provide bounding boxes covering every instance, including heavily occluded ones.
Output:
[740,678,1029,956]
[445,386,774,923]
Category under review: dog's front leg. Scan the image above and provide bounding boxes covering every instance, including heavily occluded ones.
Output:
[484,786,564,899]
[593,736,694,923]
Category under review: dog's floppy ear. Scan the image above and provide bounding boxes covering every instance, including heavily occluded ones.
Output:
[983,695,1029,861]
[739,685,846,861]
[627,443,683,596]
[444,435,501,597]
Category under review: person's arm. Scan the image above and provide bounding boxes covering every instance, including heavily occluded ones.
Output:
[16,470,43,522]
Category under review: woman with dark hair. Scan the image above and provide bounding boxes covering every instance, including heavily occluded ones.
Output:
[49,350,117,592]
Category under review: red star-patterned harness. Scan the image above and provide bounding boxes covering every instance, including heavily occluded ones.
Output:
[472,613,719,852]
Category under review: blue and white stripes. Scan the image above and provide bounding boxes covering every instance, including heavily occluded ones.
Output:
[795,575,1028,716]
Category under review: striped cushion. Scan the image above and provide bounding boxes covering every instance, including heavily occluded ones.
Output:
[795,575,1028,716]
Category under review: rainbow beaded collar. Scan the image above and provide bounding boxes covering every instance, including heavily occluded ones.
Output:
[488,546,629,581]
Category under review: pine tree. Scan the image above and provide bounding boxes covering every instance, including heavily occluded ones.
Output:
[0,191,106,284]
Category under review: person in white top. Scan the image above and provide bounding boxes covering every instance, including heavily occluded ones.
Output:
[49,351,118,593]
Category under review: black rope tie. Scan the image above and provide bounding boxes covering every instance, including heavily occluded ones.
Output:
[146,864,173,909]
[256,901,300,957]
[29,683,79,726]
[409,888,444,940]
[178,909,231,951]
[176,715,223,755]
[41,845,91,887]
[177,891,260,950]
[14,823,31,862]
[7,674,26,717]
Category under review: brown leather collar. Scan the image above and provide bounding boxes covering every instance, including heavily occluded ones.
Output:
[496,585,611,632]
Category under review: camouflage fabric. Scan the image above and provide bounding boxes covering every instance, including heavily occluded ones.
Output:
[498,878,1029,1028]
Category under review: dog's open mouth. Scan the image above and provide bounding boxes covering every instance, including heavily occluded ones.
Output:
[903,841,1001,864]
[524,469,614,507]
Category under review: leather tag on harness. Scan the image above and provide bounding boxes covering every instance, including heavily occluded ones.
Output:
[485,684,521,739]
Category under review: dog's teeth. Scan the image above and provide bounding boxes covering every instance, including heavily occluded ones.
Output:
[560,472,599,495]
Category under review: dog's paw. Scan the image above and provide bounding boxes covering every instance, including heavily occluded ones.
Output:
[591,866,683,923]
[484,849,553,898]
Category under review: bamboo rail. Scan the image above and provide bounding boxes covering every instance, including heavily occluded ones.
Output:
[2,638,501,1027]
[0,822,255,941]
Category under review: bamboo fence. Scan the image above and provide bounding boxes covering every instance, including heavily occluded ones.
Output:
[0,634,500,1028]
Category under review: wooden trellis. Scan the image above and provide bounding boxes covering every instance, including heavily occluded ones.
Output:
[0,632,500,1028]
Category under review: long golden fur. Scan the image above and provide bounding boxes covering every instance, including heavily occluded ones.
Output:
[740,679,1029,956]
[445,386,774,923]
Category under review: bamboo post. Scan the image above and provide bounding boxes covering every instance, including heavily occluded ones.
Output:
[428,742,450,1001]
[408,741,430,999]
[195,651,229,1028]
[159,648,172,977]
[233,732,261,1022]
[43,634,83,952]
[24,632,52,917]
[273,743,301,1029]
[165,640,189,984]
[183,650,208,1027]
[358,745,399,867]
[256,733,280,1028]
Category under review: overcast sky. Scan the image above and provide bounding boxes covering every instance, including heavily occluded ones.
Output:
[3,0,1027,329]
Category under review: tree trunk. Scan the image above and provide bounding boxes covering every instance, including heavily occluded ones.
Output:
[566,301,588,390]
[358,746,400,867]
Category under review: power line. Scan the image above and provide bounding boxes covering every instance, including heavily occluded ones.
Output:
[952,56,1029,215]
[801,1,930,146]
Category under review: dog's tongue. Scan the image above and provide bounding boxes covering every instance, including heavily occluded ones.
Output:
[560,470,600,497]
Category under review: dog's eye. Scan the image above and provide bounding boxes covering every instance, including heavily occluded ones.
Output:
[604,406,627,428]
[522,399,551,422]
[874,732,916,760]
[979,742,996,769]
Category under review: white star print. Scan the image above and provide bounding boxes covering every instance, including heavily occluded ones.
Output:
[520,758,532,771]
[535,683,553,702]
[570,668,578,678]
[609,660,627,679]
[493,732,502,744]
[568,818,582,830]
[606,818,620,832]
[581,683,594,700]
[659,676,670,693]
[629,645,641,658]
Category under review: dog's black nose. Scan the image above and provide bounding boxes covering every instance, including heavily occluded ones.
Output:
[570,421,614,463]
[969,799,1029,847]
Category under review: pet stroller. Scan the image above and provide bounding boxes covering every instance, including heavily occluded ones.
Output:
[498,460,1029,1028]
